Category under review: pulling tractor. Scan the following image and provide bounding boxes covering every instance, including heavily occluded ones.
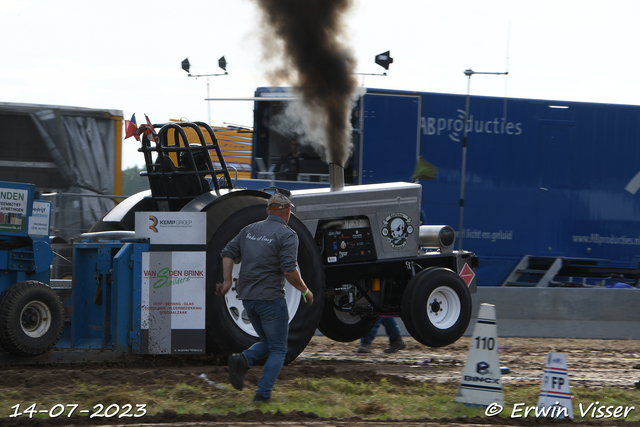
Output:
[0,121,477,363]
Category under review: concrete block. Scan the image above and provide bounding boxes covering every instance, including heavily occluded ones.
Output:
[465,287,640,339]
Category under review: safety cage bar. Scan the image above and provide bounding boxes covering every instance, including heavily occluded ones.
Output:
[139,121,235,209]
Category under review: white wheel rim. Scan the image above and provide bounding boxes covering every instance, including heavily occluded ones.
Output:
[426,286,461,330]
[333,307,361,325]
[224,261,301,337]
[20,300,52,338]
[331,293,367,325]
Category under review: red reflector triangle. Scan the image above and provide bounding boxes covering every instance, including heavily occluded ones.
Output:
[459,263,475,286]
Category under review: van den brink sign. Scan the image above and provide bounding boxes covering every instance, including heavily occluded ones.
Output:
[136,212,207,355]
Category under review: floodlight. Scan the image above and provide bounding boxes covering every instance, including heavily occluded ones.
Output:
[182,58,191,74]
[375,51,393,70]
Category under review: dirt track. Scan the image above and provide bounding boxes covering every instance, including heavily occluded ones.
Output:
[299,336,640,389]
[1,336,640,426]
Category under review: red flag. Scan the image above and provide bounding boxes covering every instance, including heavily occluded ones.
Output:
[124,113,139,141]
[144,114,159,143]
[134,114,159,143]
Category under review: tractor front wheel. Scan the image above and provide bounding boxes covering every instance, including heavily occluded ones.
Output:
[401,268,472,347]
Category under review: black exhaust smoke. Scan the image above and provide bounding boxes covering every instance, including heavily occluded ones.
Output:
[253,0,358,167]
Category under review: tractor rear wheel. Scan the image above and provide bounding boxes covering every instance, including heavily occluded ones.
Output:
[205,203,325,364]
[0,281,65,356]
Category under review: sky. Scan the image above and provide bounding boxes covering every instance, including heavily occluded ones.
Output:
[2,0,640,169]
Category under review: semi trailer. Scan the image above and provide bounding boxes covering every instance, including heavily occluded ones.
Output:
[240,87,640,288]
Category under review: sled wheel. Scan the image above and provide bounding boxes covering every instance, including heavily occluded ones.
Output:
[206,203,325,364]
[317,289,379,342]
[401,268,472,347]
[0,281,65,356]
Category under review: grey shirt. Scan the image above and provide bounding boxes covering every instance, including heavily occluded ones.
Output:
[221,215,298,300]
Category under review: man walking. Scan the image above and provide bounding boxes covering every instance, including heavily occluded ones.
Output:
[215,192,314,404]
[357,317,406,354]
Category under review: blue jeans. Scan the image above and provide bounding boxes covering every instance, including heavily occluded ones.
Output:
[241,298,289,399]
[361,317,401,345]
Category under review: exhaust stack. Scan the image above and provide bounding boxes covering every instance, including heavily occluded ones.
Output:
[329,163,345,192]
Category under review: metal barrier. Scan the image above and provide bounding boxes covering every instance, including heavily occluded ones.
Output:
[465,287,640,339]
[42,192,121,279]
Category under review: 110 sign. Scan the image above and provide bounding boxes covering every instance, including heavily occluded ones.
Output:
[474,336,496,351]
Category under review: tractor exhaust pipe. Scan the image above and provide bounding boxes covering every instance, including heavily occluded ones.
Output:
[329,163,345,191]
[419,225,456,253]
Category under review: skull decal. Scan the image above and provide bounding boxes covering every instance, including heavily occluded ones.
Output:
[381,213,414,249]
[390,218,405,239]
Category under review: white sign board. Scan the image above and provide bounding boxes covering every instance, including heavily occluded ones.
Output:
[135,212,206,245]
[136,211,207,355]
[28,201,51,236]
[140,251,206,354]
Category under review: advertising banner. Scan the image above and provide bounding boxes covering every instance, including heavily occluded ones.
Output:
[140,251,206,354]
[136,212,207,355]
[28,201,51,236]
[0,186,28,233]
[135,211,206,246]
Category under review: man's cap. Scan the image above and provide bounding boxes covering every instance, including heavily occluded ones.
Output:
[268,193,294,209]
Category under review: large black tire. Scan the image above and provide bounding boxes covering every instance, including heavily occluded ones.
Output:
[401,268,472,347]
[317,293,378,342]
[0,281,65,356]
[206,203,325,364]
